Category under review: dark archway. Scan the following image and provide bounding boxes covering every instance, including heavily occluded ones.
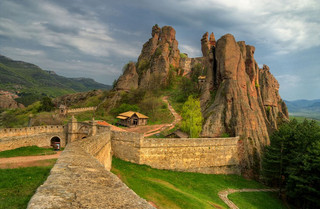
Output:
[50,136,61,146]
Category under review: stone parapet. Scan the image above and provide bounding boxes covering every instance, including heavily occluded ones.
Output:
[111,130,142,163]
[0,132,66,152]
[0,125,65,138]
[27,138,154,209]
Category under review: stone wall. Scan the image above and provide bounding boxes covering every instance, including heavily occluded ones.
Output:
[111,131,240,174]
[0,125,65,138]
[139,137,240,174]
[67,106,96,114]
[0,132,67,152]
[111,130,142,163]
[27,134,154,209]
[77,127,112,170]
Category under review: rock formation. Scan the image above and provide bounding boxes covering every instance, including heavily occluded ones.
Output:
[114,25,289,175]
[0,94,24,109]
[200,33,288,175]
[54,90,103,107]
[115,62,139,91]
[115,25,181,90]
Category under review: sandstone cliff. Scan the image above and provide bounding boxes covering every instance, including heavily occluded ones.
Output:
[114,25,288,175]
[115,62,139,91]
[0,94,24,109]
[200,33,288,174]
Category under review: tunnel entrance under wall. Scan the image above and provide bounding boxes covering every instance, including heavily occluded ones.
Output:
[50,136,61,146]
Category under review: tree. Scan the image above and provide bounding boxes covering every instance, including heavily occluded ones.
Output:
[285,120,320,209]
[38,96,55,112]
[262,119,320,208]
[262,120,297,195]
[181,96,203,138]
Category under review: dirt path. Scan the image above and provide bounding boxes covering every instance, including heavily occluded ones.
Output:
[144,96,181,137]
[0,152,61,168]
[124,96,182,137]
[218,188,278,209]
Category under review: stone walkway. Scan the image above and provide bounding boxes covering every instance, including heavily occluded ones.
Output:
[218,188,278,209]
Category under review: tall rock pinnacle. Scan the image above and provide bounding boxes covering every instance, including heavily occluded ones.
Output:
[114,26,288,176]
[201,33,288,176]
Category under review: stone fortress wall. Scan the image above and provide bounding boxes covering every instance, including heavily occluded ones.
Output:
[111,131,240,174]
[67,106,96,114]
[0,124,240,174]
[0,125,65,138]
[139,137,240,174]
[0,125,67,152]
[1,120,240,208]
[27,125,153,209]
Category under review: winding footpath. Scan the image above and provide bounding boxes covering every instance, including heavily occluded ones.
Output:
[144,96,181,137]
[218,188,278,209]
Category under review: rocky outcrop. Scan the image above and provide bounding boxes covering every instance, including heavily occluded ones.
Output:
[115,62,139,91]
[135,25,180,88]
[113,26,288,176]
[201,33,288,175]
[0,94,24,109]
[53,90,103,107]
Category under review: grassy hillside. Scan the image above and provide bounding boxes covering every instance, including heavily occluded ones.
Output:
[111,158,286,209]
[0,55,111,106]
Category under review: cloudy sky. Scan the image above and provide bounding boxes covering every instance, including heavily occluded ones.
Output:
[0,0,319,100]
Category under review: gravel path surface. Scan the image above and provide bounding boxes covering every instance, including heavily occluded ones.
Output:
[0,151,61,168]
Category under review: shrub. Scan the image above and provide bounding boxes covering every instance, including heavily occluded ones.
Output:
[137,59,150,72]
[180,53,188,58]
[110,103,140,116]
[154,47,162,57]
[38,97,55,112]
[221,133,230,137]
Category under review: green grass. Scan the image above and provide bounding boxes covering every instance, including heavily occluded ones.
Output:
[0,165,54,209]
[0,146,56,158]
[111,158,281,209]
[228,192,287,209]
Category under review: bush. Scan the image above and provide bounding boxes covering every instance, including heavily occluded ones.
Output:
[37,97,55,112]
[110,103,140,116]
[154,47,162,57]
[180,53,188,58]
[137,59,150,72]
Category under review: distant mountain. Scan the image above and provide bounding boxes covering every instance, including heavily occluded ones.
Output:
[0,54,111,106]
[285,99,320,120]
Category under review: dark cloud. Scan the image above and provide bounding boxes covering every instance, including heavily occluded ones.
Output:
[0,0,319,100]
